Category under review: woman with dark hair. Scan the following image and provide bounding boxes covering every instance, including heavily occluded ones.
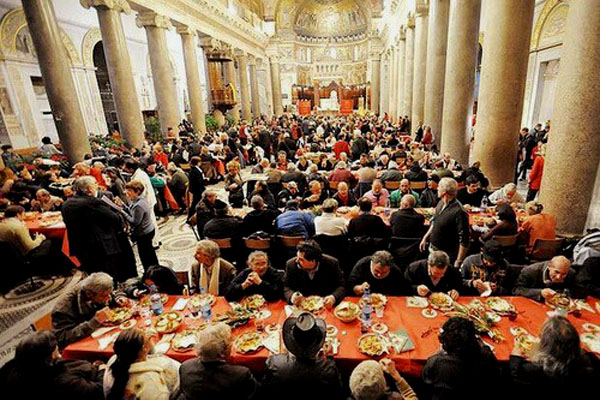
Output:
[122,264,183,298]
[510,316,599,399]
[104,328,180,400]
[422,317,501,400]
[0,331,104,399]
[480,202,518,241]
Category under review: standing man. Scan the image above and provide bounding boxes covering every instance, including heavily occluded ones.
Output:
[187,156,206,221]
[419,178,469,268]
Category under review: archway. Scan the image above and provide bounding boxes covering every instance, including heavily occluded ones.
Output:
[92,42,118,132]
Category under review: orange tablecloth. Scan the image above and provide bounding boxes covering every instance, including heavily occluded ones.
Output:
[61,295,600,376]
[26,217,80,267]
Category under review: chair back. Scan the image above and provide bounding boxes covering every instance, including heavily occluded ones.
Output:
[278,235,305,248]
[493,234,519,247]
[410,181,427,190]
[530,238,564,260]
[244,237,271,250]
[175,270,191,288]
[208,237,233,249]
[384,181,400,190]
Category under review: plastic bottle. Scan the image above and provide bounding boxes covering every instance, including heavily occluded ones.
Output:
[150,293,163,316]
[201,301,212,323]
[480,195,488,215]
[360,284,373,333]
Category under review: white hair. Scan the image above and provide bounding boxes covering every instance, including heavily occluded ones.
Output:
[81,272,113,295]
[195,322,232,361]
[438,177,458,197]
[349,360,386,400]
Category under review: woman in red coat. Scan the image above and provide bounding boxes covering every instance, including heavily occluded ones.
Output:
[527,144,545,202]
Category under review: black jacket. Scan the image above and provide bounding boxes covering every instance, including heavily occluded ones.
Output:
[429,198,470,262]
[348,213,391,238]
[457,187,487,207]
[419,188,440,208]
[404,260,463,295]
[283,255,346,304]
[225,267,284,302]
[261,354,343,400]
[242,208,281,235]
[203,215,243,241]
[351,137,369,159]
[574,257,600,298]
[389,208,427,238]
[460,254,511,296]
[188,166,205,196]
[174,359,258,400]
[513,261,576,302]
[347,256,411,295]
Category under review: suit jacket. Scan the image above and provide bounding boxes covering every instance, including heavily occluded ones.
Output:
[52,284,102,349]
[190,259,236,295]
[174,359,258,400]
[405,260,463,295]
[242,208,281,235]
[347,256,411,295]
[188,166,205,196]
[389,208,426,238]
[513,261,576,301]
[225,267,284,302]
[283,255,346,304]
[348,213,390,238]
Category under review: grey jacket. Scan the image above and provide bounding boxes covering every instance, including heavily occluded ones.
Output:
[52,284,102,349]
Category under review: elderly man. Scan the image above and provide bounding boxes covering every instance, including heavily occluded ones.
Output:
[420,178,470,267]
[61,176,136,281]
[277,181,302,208]
[166,162,189,210]
[225,251,283,302]
[328,161,356,186]
[348,250,410,296]
[31,188,63,212]
[488,183,525,208]
[281,164,307,194]
[191,240,236,295]
[203,201,243,242]
[176,323,258,399]
[332,181,357,206]
[513,256,575,302]
[461,240,511,296]
[275,200,315,238]
[378,163,403,185]
[314,198,348,236]
[283,240,345,308]
[388,179,420,208]
[51,272,124,349]
[363,179,389,207]
[419,175,441,208]
[389,194,426,238]
[242,195,280,236]
[405,251,462,300]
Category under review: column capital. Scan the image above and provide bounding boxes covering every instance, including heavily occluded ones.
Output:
[80,0,131,13]
[176,24,196,36]
[136,11,172,30]
[415,0,429,17]
[406,13,416,29]
[248,54,257,66]
[398,25,406,41]
[234,49,247,59]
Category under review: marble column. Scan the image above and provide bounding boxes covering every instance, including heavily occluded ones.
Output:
[539,0,600,234]
[314,80,320,110]
[381,53,389,114]
[471,0,535,187]
[440,0,481,167]
[395,29,406,121]
[236,51,252,123]
[23,0,90,161]
[403,16,415,121]
[424,0,450,145]
[270,57,283,116]
[81,0,144,148]
[177,25,206,133]
[389,46,398,120]
[224,60,240,123]
[136,12,180,135]
[370,57,381,113]
[411,2,429,128]
[248,55,261,118]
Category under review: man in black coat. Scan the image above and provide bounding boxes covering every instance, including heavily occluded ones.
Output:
[283,241,345,308]
[419,175,441,208]
[187,156,206,220]
[389,194,426,238]
[351,132,369,160]
[405,251,462,299]
[242,195,280,236]
[203,202,243,243]
[574,256,600,298]
[225,251,283,302]
[61,176,136,281]
[513,256,575,302]
[347,197,391,239]
[347,251,410,296]
[281,165,308,194]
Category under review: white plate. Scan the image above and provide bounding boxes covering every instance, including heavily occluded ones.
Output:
[422,308,438,319]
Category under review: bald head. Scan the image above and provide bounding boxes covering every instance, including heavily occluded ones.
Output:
[400,194,416,209]
[548,256,571,283]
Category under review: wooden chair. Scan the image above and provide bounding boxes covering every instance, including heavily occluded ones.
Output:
[410,181,427,191]
[244,237,271,250]
[384,180,400,190]
[529,238,564,261]
[207,237,233,249]
[175,270,191,288]
[278,235,305,249]
[31,312,53,331]
[493,234,519,247]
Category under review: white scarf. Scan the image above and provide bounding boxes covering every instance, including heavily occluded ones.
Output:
[199,258,221,295]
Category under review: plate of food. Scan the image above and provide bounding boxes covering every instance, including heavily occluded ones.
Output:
[300,296,325,313]
[214,308,254,327]
[514,333,539,354]
[119,319,137,330]
[485,311,502,324]
[580,333,600,354]
[359,293,388,310]
[407,296,429,308]
[326,325,338,336]
[189,293,216,309]
[234,331,264,354]
[422,308,438,319]
[583,323,600,334]
[240,294,266,311]
[358,333,388,357]
[140,293,169,308]
[510,327,530,337]
[545,293,573,310]
[337,206,350,214]
[429,293,454,310]
[265,323,279,334]
[486,297,515,314]
[105,307,133,325]
[171,330,198,352]
[154,311,183,334]
[372,322,388,335]
[334,301,360,323]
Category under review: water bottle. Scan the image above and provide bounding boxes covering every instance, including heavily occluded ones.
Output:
[201,301,212,323]
[480,195,488,215]
[148,284,158,294]
[360,284,373,333]
[150,293,163,316]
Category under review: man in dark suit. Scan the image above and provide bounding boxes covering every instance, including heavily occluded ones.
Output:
[283,241,345,308]
[347,251,410,296]
[389,194,426,238]
[242,195,281,236]
[203,202,243,243]
[61,176,136,282]
[347,197,391,239]
[187,156,205,221]
[513,256,575,302]
[404,251,462,299]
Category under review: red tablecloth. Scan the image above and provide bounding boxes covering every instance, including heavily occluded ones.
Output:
[61,296,600,376]
[26,217,80,267]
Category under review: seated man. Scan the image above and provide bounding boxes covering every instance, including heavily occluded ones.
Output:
[513,256,575,302]
[195,191,226,237]
[225,251,284,302]
[404,251,462,300]
[347,250,410,296]
[363,179,389,207]
[52,272,125,349]
[301,180,327,209]
[461,240,511,296]
[283,240,345,308]
[419,175,441,208]
[203,201,243,242]
[281,164,307,194]
[0,205,47,256]
[347,197,390,239]
[31,188,63,212]
[488,183,525,209]
[314,198,348,236]
[573,256,600,298]
[275,200,315,238]
[261,313,342,399]
[276,181,302,208]
[332,181,357,207]
[457,175,487,207]
[378,164,403,185]
[388,179,420,208]
[242,195,280,236]
[389,194,426,238]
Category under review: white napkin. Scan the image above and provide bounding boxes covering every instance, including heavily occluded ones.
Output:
[262,332,280,354]
[406,296,428,308]
[91,326,117,338]
[98,332,119,350]
[172,298,190,311]
[284,305,295,317]
[154,342,170,354]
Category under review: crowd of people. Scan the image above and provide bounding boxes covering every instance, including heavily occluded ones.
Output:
[1,112,599,399]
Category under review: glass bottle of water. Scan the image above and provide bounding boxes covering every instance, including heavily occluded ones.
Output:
[360,284,373,333]
[480,195,488,215]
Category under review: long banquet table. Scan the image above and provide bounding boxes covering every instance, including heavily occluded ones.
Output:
[62,295,600,376]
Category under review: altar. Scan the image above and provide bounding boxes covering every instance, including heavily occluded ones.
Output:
[319,90,340,111]
[292,80,369,115]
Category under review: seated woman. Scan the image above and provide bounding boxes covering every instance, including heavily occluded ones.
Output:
[301,180,328,209]
[349,359,417,400]
[176,323,258,399]
[122,265,183,298]
[0,331,104,400]
[103,328,180,400]
[518,201,557,257]
[510,317,599,399]
[479,203,518,242]
[190,240,236,295]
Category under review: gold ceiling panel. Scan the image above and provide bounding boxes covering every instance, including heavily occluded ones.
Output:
[293,0,368,38]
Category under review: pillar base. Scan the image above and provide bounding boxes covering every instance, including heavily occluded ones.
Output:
[213,109,226,128]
